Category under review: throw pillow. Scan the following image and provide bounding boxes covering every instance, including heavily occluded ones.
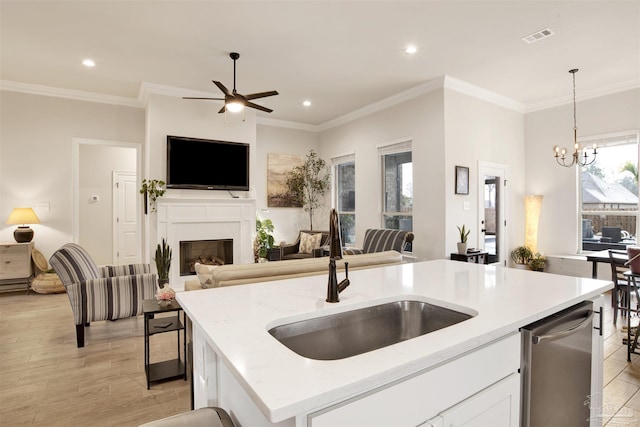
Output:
[298,232,322,254]
[195,262,218,287]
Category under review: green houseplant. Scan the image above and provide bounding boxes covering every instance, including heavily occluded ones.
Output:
[139,179,166,214]
[510,245,533,268]
[254,218,275,262]
[154,238,172,287]
[528,253,546,272]
[456,225,470,254]
[285,150,330,230]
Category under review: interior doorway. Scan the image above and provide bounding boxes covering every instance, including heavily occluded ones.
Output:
[73,138,141,265]
[478,162,507,265]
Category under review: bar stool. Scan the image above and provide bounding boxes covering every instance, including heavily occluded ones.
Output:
[138,407,235,427]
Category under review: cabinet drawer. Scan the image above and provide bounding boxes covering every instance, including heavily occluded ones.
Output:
[0,244,32,279]
[309,333,520,427]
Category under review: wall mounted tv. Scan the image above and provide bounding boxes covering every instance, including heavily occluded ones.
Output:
[166,135,250,190]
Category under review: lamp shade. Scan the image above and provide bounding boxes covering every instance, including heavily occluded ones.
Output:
[6,207,40,225]
[524,195,543,253]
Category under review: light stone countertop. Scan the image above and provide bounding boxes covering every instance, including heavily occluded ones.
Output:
[176,259,612,422]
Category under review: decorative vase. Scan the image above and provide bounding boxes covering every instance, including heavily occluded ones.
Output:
[158,299,173,308]
[158,278,169,288]
[457,242,467,254]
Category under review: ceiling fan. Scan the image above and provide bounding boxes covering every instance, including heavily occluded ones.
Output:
[183,52,279,114]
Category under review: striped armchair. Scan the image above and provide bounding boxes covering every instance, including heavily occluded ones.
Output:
[343,229,414,255]
[49,243,158,347]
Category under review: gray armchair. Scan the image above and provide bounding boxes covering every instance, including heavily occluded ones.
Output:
[343,229,414,255]
[49,243,158,347]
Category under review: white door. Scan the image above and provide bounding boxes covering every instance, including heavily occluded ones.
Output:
[477,162,507,265]
[113,171,140,265]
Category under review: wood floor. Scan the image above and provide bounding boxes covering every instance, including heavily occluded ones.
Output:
[1,289,640,426]
[0,291,190,426]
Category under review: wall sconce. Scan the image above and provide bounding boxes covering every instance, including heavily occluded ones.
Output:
[6,207,41,243]
[525,195,543,253]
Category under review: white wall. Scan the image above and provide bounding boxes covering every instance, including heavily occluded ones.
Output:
[444,89,525,260]
[79,144,136,265]
[0,90,144,259]
[319,89,446,260]
[525,88,640,256]
[256,125,320,243]
[143,93,257,261]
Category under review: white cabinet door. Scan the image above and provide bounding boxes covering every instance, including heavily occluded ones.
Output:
[420,373,520,427]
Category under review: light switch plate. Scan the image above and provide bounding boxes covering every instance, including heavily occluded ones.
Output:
[463,201,470,210]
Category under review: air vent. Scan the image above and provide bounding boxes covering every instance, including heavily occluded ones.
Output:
[522,28,554,44]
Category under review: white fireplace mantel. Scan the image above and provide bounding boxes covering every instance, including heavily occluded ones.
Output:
[156,196,256,290]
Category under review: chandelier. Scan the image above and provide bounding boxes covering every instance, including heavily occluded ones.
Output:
[553,69,597,167]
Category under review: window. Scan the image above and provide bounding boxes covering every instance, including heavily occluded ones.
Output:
[580,132,639,252]
[332,154,356,245]
[379,141,413,234]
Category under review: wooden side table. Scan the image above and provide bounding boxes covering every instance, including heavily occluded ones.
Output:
[450,251,489,264]
[143,299,187,389]
[0,241,34,291]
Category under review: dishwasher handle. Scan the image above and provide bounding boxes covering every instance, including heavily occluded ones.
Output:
[532,310,594,345]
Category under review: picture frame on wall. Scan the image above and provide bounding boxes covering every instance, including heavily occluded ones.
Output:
[455,166,469,195]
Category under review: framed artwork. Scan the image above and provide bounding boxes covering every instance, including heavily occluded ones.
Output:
[455,166,469,195]
[267,153,304,207]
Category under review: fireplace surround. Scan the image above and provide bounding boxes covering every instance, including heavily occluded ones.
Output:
[157,196,256,289]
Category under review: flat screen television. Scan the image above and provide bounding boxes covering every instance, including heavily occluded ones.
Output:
[166,135,250,190]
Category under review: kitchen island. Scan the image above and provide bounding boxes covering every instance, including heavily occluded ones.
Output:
[176,259,612,427]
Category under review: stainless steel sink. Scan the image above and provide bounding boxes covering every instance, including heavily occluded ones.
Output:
[268,300,474,360]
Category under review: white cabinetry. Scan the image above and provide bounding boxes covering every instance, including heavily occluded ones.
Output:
[420,373,520,427]
[308,334,519,427]
[0,242,33,289]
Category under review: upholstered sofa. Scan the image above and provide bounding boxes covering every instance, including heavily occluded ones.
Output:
[185,250,403,290]
[279,230,330,260]
[343,228,414,255]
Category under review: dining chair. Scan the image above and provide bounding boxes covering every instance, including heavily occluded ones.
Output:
[609,249,631,324]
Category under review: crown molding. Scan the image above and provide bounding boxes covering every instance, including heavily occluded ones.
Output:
[256,117,320,132]
[443,76,526,113]
[0,80,141,108]
[137,81,219,106]
[318,77,447,132]
[524,79,640,113]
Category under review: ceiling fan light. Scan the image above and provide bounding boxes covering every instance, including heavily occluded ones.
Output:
[226,101,244,113]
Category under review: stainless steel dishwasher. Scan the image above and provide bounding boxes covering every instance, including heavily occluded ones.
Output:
[521,301,594,427]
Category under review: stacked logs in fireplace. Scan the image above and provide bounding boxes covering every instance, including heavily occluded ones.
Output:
[179,239,233,276]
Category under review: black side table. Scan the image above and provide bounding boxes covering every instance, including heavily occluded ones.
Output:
[143,299,187,389]
[450,251,489,264]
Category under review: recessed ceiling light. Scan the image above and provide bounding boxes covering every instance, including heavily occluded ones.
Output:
[82,59,96,67]
[303,100,311,107]
[404,46,417,55]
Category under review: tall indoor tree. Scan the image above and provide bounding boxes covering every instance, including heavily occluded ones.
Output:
[286,150,330,230]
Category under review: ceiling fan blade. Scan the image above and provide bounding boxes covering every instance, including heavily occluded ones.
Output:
[245,101,273,113]
[213,81,231,96]
[218,105,227,114]
[182,97,225,101]
[244,90,279,100]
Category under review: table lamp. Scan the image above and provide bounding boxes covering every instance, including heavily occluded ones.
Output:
[6,207,40,243]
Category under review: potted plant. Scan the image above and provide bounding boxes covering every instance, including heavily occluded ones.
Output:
[510,245,533,269]
[139,179,166,214]
[285,150,330,230]
[528,253,546,272]
[254,218,275,262]
[456,225,470,254]
[154,238,172,287]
